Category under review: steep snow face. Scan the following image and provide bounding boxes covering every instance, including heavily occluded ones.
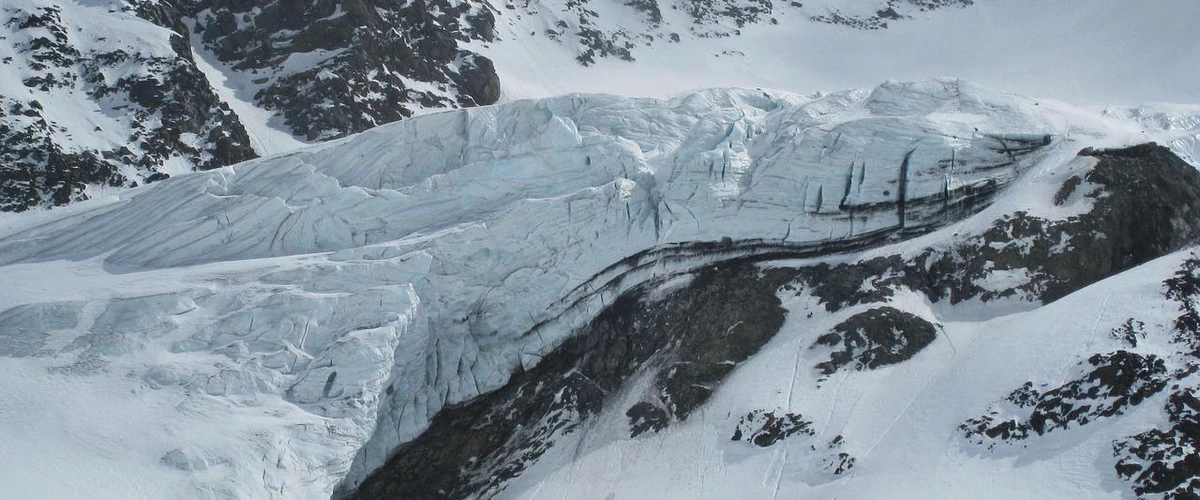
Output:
[0,80,1191,500]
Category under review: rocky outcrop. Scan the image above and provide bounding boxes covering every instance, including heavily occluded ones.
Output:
[1109,253,1200,497]
[0,1,256,212]
[531,0,984,64]
[1,0,506,211]
[794,143,1200,311]
[1114,389,1200,498]
[811,306,938,375]
[731,409,815,446]
[964,246,1200,496]
[961,351,1170,445]
[187,0,501,140]
[809,0,975,30]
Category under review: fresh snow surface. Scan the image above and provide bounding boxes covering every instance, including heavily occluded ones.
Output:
[0,80,1196,500]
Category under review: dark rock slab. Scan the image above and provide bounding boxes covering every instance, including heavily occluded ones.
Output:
[812,306,938,375]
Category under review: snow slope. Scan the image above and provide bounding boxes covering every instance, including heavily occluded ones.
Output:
[494,249,1197,500]
[0,80,1197,500]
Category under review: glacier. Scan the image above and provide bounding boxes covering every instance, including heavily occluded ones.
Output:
[1,79,1198,500]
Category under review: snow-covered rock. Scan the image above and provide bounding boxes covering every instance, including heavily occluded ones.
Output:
[0,0,256,212]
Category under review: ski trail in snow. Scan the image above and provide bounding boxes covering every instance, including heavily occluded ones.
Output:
[855,325,960,469]
[522,478,548,500]
[771,323,810,500]
[1058,290,1113,386]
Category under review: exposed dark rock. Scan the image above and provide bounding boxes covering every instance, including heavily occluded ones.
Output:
[962,351,1169,445]
[344,263,796,500]
[453,53,502,107]
[625,0,663,25]
[683,0,774,31]
[1114,388,1200,498]
[575,27,636,65]
[1165,254,1200,357]
[0,98,123,211]
[1109,255,1200,497]
[828,452,856,475]
[796,144,1200,311]
[731,409,815,447]
[1053,175,1083,206]
[188,0,501,140]
[627,401,670,437]
[1079,144,1200,271]
[499,0,982,66]
[812,307,938,375]
[821,435,857,475]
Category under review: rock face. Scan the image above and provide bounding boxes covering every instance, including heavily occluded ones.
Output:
[1,0,505,211]
[344,263,795,500]
[811,306,938,375]
[0,0,256,212]
[959,249,1200,497]
[187,0,501,141]
[731,409,815,447]
[1108,253,1200,498]
[1114,389,1200,497]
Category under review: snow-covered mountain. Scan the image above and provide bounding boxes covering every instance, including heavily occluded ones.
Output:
[3,79,1200,499]
[4,0,1198,212]
[0,0,256,212]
